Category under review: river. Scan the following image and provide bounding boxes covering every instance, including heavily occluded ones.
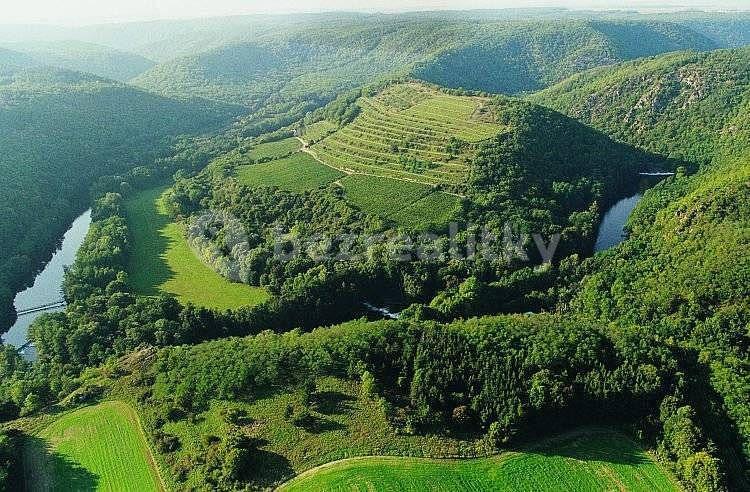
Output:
[594,194,643,252]
[1,209,92,359]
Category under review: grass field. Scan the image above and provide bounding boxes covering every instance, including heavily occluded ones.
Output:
[247,137,301,161]
[312,82,503,186]
[124,187,269,310]
[301,120,338,143]
[236,152,344,192]
[279,430,678,492]
[23,401,163,492]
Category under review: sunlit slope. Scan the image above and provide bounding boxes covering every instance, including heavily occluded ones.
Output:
[279,430,678,492]
[312,82,503,186]
[23,401,162,492]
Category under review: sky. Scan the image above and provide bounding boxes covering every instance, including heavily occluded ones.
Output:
[3,0,749,26]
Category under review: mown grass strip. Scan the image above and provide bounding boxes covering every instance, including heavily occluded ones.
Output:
[24,401,163,492]
[278,429,679,492]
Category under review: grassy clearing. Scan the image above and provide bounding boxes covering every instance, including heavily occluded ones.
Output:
[388,191,460,229]
[247,137,301,161]
[236,152,344,192]
[23,401,162,492]
[124,187,269,310]
[312,82,503,186]
[279,430,678,492]
[301,120,338,143]
[340,174,432,217]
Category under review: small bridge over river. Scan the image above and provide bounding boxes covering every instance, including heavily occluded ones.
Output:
[16,300,66,317]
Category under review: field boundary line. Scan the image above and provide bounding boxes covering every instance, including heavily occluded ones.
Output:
[297,137,464,196]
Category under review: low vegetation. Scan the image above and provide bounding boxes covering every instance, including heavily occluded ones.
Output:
[237,152,344,192]
[245,137,301,162]
[279,430,678,492]
[23,401,162,491]
[312,82,502,187]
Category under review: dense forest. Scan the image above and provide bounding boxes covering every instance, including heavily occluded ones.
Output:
[0,9,749,492]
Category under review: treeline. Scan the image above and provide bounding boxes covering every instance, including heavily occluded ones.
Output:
[130,314,722,490]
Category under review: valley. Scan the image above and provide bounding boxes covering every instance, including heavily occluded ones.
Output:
[0,7,748,492]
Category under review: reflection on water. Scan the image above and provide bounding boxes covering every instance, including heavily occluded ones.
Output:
[2,209,92,358]
[594,195,643,252]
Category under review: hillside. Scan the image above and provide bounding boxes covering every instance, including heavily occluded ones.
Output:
[0,67,233,329]
[1,41,156,81]
[0,48,37,75]
[529,47,750,167]
[413,20,716,94]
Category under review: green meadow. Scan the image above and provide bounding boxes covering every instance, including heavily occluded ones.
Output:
[279,429,678,492]
[247,137,301,161]
[124,187,269,310]
[23,401,163,492]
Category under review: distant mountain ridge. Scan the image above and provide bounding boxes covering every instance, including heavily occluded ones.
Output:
[0,40,155,81]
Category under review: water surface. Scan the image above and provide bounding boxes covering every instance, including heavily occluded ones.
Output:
[2,209,92,356]
[594,195,643,252]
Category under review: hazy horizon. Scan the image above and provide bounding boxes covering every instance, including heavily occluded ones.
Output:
[3,0,750,27]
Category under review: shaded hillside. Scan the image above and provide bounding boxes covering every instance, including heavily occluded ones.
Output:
[1,41,155,81]
[132,21,464,109]
[0,67,233,328]
[413,20,716,95]
[529,48,750,167]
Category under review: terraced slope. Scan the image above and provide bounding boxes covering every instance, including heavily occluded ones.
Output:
[311,83,503,187]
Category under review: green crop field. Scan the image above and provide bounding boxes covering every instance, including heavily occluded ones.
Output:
[23,401,163,492]
[312,82,504,186]
[124,187,269,310]
[236,152,344,192]
[247,137,301,161]
[340,174,432,216]
[388,191,460,229]
[339,174,458,229]
[279,430,678,492]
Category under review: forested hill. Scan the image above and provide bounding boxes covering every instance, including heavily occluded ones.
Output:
[0,41,156,82]
[131,20,464,113]
[0,67,233,328]
[528,47,750,168]
[545,54,750,487]
[413,20,716,94]
[131,18,726,126]
[0,48,37,75]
